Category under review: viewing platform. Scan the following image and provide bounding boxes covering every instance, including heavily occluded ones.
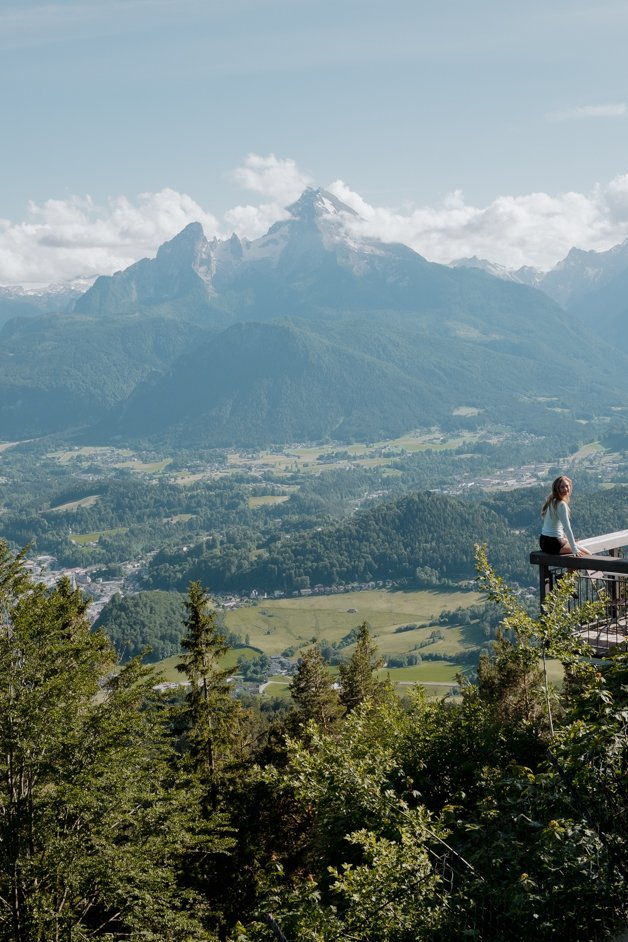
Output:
[529,529,628,657]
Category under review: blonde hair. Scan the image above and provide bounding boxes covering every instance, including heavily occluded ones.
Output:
[541,475,573,518]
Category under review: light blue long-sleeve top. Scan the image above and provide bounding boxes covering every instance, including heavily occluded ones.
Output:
[541,499,578,554]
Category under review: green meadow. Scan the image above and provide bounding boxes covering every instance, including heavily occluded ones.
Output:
[150,588,484,687]
[70,527,128,544]
[248,495,290,508]
[114,458,172,472]
[222,587,483,658]
[148,586,565,699]
[152,647,254,684]
[48,495,100,513]
[224,429,481,476]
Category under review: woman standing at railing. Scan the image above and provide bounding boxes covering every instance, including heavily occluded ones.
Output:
[539,475,591,557]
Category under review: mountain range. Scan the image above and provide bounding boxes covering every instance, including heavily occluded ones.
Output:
[453,239,628,352]
[1,188,628,447]
[0,279,93,328]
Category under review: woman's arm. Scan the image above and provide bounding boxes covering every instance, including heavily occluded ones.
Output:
[557,500,579,554]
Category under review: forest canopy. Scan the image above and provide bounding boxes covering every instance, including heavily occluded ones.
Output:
[0,539,625,940]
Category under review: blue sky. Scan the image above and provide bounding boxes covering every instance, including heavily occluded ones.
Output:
[3,0,628,283]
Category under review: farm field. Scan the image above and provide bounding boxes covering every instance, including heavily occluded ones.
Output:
[114,458,172,472]
[41,429,483,482]
[153,647,253,683]
[47,495,100,513]
[222,587,483,658]
[224,429,481,476]
[151,587,484,682]
[36,430,623,496]
[70,527,128,544]
[248,495,290,508]
[147,583,566,701]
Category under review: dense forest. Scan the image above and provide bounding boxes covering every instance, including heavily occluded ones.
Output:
[144,485,628,595]
[0,539,625,941]
[93,589,189,662]
[144,490,527,591]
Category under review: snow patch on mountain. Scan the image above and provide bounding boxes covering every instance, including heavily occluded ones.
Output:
[449,256,538,284]
[0,277,96,297]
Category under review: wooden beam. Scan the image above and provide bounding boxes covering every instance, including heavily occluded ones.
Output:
[579,529,628,554]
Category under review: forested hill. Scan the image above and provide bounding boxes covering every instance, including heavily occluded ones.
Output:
[145,491,531,593]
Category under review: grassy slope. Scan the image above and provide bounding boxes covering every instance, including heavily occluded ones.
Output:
[220,588,483,657]
[146,583,565,697]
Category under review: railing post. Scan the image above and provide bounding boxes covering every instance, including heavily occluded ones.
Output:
[608,548,620,629]
[539,563,550,607]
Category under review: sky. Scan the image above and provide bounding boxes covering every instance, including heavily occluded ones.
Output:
[3,0,628,285]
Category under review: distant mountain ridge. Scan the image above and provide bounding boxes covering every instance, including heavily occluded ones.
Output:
[539,240,628,308]
[0,278,94,327]
[451,240,628,351]
[3,188,628,446]
[449,256,543,289]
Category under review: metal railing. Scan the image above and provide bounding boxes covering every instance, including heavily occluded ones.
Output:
[529,529,628,657]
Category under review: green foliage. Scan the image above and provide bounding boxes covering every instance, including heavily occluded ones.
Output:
[94,588,187,662]
[0,542,221,940]
[326,826,443,942]
[475,630,547,729]
[237,697,446,941]
[266,695,428,876]
[0,537,625,939]
[154,490,530,593]
[289,646,340,733]
[177,581,235,776]
[239,652,272,683]
[229,556,627,941]
[338,621,386,713]
[475,542,603,661]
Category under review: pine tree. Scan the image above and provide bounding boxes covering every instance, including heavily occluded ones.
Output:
[289,646,340,733]
[177,581,235,776]
[338,621,385,713]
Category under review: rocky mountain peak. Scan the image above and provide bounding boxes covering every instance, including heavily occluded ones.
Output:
[286,187,359,224]
[228,232,243,259]
[156,221,208,265]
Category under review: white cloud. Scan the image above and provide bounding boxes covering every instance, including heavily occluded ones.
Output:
[0,189,218,285]
[546,102,627,121]
[230,153,313,202]
[224,153,315,239]
[223,202,290,241]
[327,176,628,270]
[6,154,628,285]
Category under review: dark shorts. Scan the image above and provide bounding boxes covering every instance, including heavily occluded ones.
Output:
[539,534,568,554]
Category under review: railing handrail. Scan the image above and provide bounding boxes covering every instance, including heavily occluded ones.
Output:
[529,551,628,575]
[530,529,628,574]
[579,528,628,554]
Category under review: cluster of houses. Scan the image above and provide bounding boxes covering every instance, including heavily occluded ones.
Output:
[24,554,127,622]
